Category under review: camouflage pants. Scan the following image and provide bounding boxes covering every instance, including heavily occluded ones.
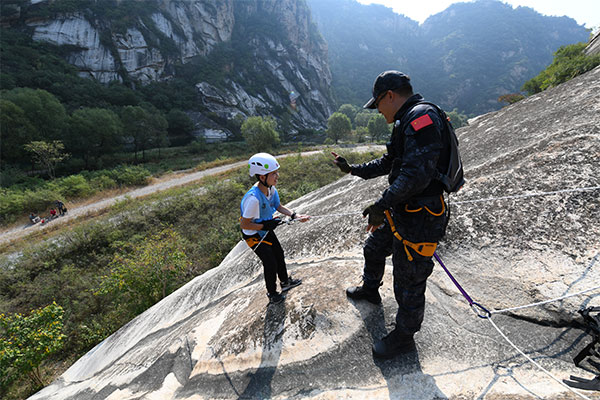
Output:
[362,198,447,335]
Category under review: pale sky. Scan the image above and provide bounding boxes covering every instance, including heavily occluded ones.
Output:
[356,0,599,30]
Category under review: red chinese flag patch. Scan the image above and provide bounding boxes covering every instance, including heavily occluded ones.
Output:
[410,114,433,131]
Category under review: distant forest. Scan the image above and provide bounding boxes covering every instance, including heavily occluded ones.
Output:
[307,0,591,115]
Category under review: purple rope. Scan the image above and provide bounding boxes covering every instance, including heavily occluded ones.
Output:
[433,252,474,305]
[433,252,490,318]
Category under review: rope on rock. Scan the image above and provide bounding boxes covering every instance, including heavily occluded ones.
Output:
[453,185,600,205]
[492,284,600,314]
[298,185,600,220]
[434,251,599,400]
[485,316,592,400]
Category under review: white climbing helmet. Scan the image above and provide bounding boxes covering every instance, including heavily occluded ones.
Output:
[248,153,280,177]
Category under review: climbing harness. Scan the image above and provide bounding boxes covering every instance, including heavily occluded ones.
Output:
[244,236,272,248]
[383,209,438,261]
[243,217,295,254]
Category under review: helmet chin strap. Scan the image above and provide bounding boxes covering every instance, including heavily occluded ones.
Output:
[258,175,272,189]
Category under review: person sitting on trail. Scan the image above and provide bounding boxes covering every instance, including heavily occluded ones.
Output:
[49,208,57,218]
[240,153,310,305]
[29,213,40,224]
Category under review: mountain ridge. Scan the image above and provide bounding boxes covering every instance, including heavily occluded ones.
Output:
[307,0,590,115]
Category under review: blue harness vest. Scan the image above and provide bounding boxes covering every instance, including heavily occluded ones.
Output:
[240,185,280,237]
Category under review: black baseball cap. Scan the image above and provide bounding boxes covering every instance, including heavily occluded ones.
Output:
[363,71,411,109]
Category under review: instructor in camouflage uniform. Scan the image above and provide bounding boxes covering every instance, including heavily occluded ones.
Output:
[332,71,450,358]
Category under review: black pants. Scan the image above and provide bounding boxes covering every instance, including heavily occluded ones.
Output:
[244,231,289,295]
[362,198,447,335]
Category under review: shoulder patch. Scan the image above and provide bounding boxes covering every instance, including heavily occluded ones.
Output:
[410,114,433,131]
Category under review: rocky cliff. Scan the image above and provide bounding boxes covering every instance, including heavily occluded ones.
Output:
[29,67,600,399]
[586,31,600,56]
[12,0,334,135]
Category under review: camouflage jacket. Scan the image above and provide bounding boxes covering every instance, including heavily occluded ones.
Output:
[351,94,447,211]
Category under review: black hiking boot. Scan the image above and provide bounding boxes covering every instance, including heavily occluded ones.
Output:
[346,285,382,305]
[372,329,415,359]
[267,292,285,305]
[281,276,302,292]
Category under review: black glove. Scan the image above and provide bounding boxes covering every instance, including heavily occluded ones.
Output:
[362,204,385,227]
[261,218,282,231]
[333,155,352,174]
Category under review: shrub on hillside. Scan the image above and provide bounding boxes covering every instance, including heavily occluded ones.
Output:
[106,165,151,186]
[96,227,190,314]
[0,302,66,393]
[89,175,118,190]
[58,175,94,198]
[522,42,600,94]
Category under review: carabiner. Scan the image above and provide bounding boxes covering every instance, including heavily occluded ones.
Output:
[470,302,492,319]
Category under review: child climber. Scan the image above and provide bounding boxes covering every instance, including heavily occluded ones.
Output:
[240,153,310,304]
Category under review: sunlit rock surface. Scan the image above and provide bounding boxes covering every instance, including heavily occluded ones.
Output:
[29,67,600,399]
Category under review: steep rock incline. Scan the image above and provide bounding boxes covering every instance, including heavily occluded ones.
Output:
[30,68,600,399]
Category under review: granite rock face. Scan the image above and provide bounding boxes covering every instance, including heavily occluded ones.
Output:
[21,0,334,133]
[585,31,600,56]
[29,68,600,399]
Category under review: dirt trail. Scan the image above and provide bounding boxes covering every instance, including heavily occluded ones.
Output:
[0,146,383,247]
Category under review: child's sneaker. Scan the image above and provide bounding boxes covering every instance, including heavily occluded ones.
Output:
[281,276,302,292]
[268,292,285,305]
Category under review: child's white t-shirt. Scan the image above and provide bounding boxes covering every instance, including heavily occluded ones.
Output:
[241,183,276,235]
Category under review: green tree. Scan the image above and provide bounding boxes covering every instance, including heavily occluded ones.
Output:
[354,126,368,143]
[0,302,66,392]
[1,88,67,141]
[148,112,169,157]
[326,112,352,144]
[23,140,69,179]
[242,116,280,152]
[522,42,600,94]
[446,109,469,129]
[120,106,152,160]
[338,104,358,126]
[498,93,525,105]
[103,81,140,107]
[0,100,39,165]
[166,109,195,146]
[96,228,190,314]
[355,110,375,128]
[68,108,123,168]
[367,114,390,141]
[278,111,293,142]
